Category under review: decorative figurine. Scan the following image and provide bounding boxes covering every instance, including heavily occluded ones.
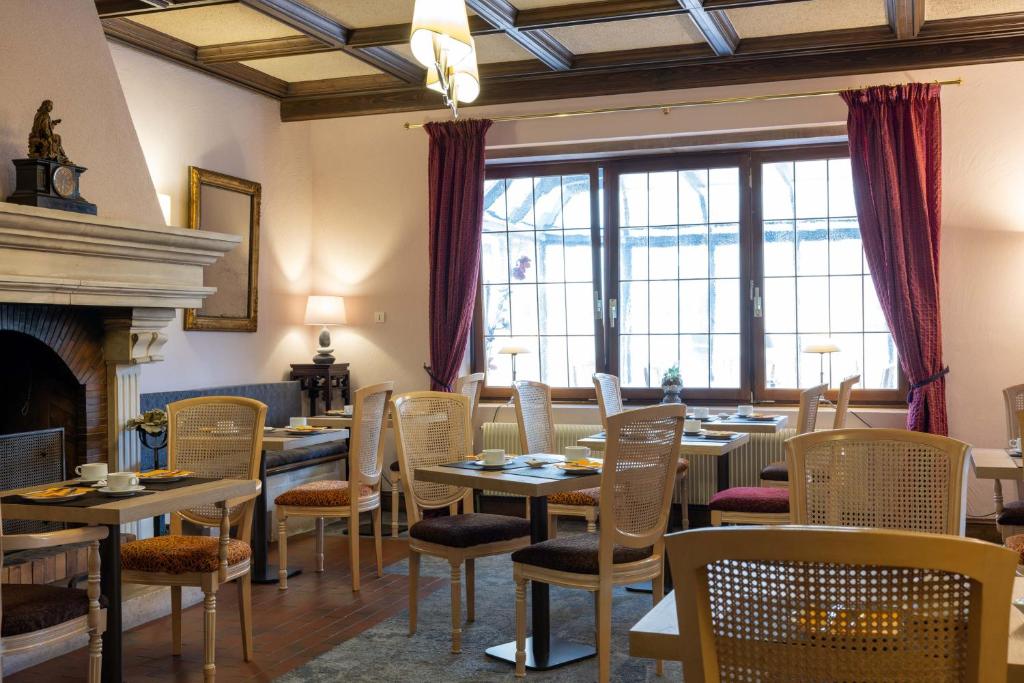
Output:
[6,99,96,215]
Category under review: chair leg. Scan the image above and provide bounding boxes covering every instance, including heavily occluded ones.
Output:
[653,568,664,676]
[449,559,462,654]
[711,510,723,527]
[596,582,612,683]
[315,517,326,573]
[88,622,102,683]
[373,506,383,578]
[524,498,530,521]
[408,550,420,635]
[515,575,527,678]
[277,515,289,590]
[238,573,254,662]
[547,512,557,539]
[349,512,361,591]
[392,471,401,538]
[202,585,218,683]
[171,585,182,655]
[465,558,475,623]
[586,507,598,534]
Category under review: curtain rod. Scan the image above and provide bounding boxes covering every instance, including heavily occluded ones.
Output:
[403,78,962,130]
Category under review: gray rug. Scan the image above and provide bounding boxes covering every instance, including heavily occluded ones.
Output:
[276,534,681,682]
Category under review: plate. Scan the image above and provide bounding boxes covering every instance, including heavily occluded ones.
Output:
[139,469,193,483]
[701,430,738,440]
[556,461,601,474]
[733,413,775,421]
[19,486,91,502]
[99,485,146,497]
[285,427,326,435]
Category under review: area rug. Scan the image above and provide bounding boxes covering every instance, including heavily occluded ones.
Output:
[275,545,681,682]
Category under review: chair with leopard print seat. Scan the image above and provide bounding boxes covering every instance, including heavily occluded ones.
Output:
[512,404,686,682]
[514,380,599,536]
[276,381,393,592]
[120,396,266,683]
[392,391,530,655]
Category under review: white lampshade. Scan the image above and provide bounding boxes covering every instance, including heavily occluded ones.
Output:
[410,0,474,70]
[803,341,841,354]
[498,344,531,355]
[426,47,480,103]
[304,295,347,326]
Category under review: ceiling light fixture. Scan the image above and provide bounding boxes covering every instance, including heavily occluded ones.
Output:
[410,0,480,117]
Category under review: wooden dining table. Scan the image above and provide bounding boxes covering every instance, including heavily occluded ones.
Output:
[415,455,601,671]
[0,477,261,683]
[630,578,1024,681]
[970,447,1022,514]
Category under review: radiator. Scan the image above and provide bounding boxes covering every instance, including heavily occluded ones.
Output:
[686,429,796,505]
[481,422,601,499]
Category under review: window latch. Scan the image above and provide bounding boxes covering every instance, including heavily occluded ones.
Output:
[753,286,763,318]
[594,290,603,320]
[609,298,618,328]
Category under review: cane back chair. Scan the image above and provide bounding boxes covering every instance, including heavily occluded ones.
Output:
[119,396,266,682]
[276,381,392,591]
[511,405,686,682]
[392,391,530,654]
[667,526,1016,683]
[758,382,829,488]
[593,373,624,431]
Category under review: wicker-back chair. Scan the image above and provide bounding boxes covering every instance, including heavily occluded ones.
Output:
[120,396,266,682]
[832,374,860,429]
[667,526,1016,683]
[593,373,623,430]
[511,405,685,682]
[1004,384,1024,441]
[796,382,827,434]
[276,381,392,591]
[759,382,829,488]
[997,408,1024,540]
[786,428,970,536]
[514,380,599,535]
[392,391,530,654]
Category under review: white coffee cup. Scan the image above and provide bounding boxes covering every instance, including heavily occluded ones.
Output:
[564,445,590,462]
[75,462,107,482]
[693,407,710,419]
[107,472,139,491]
[737,404,755,417]
[684,419,702,434]
[1011,438,1021,452]
[482,449,505,466]
[289,417,308,428]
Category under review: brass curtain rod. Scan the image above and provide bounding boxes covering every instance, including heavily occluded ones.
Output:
[403,78,962,129]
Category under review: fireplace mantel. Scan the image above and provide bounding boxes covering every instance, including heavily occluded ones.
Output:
[0,202,239,308]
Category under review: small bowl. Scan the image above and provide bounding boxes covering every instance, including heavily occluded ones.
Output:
[525,459,547,468]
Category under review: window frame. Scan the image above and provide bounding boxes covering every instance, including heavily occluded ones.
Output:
[472,146,907,406]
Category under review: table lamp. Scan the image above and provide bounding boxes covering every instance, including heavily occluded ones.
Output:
[304,295,346,365]
[803,341,840,385]
[498,344,530,383]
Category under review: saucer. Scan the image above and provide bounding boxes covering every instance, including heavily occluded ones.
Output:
[99,485,146,497]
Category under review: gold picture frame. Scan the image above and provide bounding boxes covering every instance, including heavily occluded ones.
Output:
[184,166,261,332]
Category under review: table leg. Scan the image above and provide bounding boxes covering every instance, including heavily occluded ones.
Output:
[716,452,730,493]
[251,456,301,584]
[485,496,595,670]
[100,524,121,683]
[995,479,1005,515]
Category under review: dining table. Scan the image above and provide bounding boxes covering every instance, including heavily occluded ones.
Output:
[629,578,1024,681]
[970,447,1022,514]
[692,413,789,434]
[415,454,601,671]
[0,476,262,683]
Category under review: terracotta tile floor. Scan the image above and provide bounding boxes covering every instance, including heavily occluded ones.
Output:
[10,530,441,683]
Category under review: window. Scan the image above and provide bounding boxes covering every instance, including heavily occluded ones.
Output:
[474,146,904,403]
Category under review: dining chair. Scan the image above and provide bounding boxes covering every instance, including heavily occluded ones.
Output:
[667,526,1016,683]
[391,391,530,654]
[515,380,599,536]
[758,381,828,487]
[511,404,685,682]
[0,516,107,681]
[389,373,485,538]
[592,373,623,431]
[787,428,970,535]
[276,381,392,591]
[120,396,266,682]
[998,408,1024,540]
[831,374,860,429]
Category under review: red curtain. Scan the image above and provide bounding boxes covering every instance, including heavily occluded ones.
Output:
[424,119,492,391]
[841,84,947,434]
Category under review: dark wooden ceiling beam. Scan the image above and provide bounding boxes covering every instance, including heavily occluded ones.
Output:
[94,0,233,17]
[677,0,739,56]
[197,35,331,63]
[466,0,574,71]
[886,0,925,39]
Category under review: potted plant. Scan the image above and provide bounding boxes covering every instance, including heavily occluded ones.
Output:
[661,365,683,404]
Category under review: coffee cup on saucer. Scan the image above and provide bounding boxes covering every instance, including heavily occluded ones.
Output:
[75,462,107,483]
[693,407,710,419]
[106,472,139,491]
[482,449,505,466]
[289,417,308,428]
[684,419,702,435]
[737,404,755,417]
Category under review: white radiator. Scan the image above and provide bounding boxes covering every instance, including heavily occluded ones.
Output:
[481,422,601,499]
[686,429,795,504]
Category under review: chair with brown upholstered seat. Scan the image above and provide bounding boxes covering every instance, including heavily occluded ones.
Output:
[512,404,685,682]
[667,526,1016,683]
[592,373,623,430]
[514,380,600,536]
[276,381,392,591]
[1,518,107,681]
[997,397,1024,540]
[120,396,266,682]
[392,391,530,654]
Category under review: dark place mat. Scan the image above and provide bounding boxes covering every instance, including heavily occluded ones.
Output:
[714,415,779,422]
[2,476,221,508]
[442,459,531,472]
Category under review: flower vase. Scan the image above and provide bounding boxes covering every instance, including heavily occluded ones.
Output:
[661,384,683,404]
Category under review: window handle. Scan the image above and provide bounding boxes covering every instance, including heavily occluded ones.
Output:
[753,286,763,318]
[594,290,603,320]
[609,298,618,328]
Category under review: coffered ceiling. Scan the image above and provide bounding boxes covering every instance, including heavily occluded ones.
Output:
[95,0,1024,121]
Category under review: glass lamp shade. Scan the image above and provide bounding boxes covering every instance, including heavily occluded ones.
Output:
[498,344,531,355]
[304,295,347,326]
[803,342,841,354]
[410,0,474,70]
[425,50,480,104]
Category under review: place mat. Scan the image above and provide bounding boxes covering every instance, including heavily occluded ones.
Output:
[512,465,601,480]
[2,476,220,508]
[1010,449,1022,459]
[442,459,531,472]
[714,415,779,422]
[694,433,741,441]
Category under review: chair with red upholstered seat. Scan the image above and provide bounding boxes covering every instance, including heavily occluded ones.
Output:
[758,382,831,488]
[276,381,393,591]
[120,396,266,682]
